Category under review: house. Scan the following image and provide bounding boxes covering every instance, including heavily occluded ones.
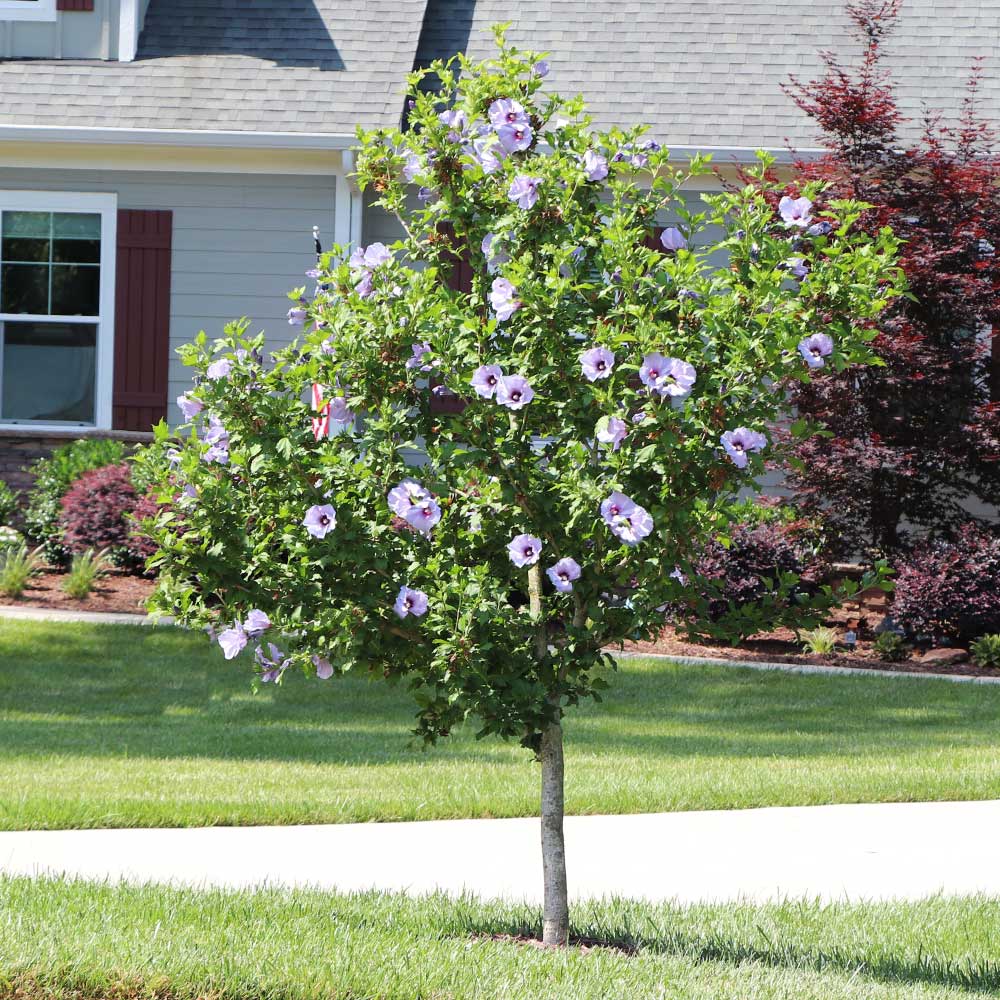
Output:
[0,0,996,494]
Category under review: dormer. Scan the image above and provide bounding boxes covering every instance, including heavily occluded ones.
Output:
[0,0,149,61]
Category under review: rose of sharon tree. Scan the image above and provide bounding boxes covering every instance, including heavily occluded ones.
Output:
[140,31,900,946]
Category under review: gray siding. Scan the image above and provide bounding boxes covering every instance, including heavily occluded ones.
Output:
[0,167,337,425]
[1,0,118,60]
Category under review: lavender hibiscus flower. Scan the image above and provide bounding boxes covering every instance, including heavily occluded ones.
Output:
[488,98,529,128]
[533,59,550,77]
[243,609,271,636]
[206,358,233,381]
[329,396,354,422]
[498,122,533,153]
[177,393,203,421]
[546,557,581,593]
[303,503,337,539]
[489,277,522,321]
[600,491,653,546]
[806,220,833,237]
[508,533,543,568]
[312,655,334,680]
[405,341,436,371]
[287,307,307,326]
[580,346,615,381]
[402,152,423,183]
[639,354,697,397]
[482,232,510,272]
[388,478,431,517]
[596,416,628,450]
[779,195,813,228]
[256,643,291,684]
[582,149,609,181]
[202,415,229,465]
[798,333,834,369]
[721,427,768,468]
[471,364,504,398]
[404,498,442,535]
[508,175,541,210]
[495,374,534,410]
[473,136,506,174]
[784,257,809,280]
[659,227,687,251]
[394,585,429,619]
[218,624,247,660]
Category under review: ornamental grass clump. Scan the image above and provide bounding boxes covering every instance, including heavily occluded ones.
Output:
[138,29,900,946]
[0,543,41,599]
[61,549,110,600]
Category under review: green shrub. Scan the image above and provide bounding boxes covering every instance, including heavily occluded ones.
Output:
[0,479,17,526]
[61,549,109,600]
[23,438,126,567]
[0,544,42,599]
[971,634,1000,670]
[873,630,909,662]
[801,626,839,654]
[0,526,23,552]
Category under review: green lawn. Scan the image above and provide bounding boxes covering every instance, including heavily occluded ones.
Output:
[3,876,1000,999]
[2,619,1000,831]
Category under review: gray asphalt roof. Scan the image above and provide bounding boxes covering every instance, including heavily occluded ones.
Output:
[417,0,1000,151]
[0,0,426,135]
[0,0,997,149]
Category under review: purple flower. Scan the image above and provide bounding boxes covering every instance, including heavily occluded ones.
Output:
[582,149,608,181]
[670,566,687,585]
[202,415,229,465]
[597,416,628,450]
[417,186,438,203]
[779,195,813,228]
[798,333,834,369]
[305,267,322,280]
[600,492,654,546]
[404,499,441,535]
[329,396,354,422]
[659,227,687,251]
[394,585,429,619]
[388,478,431,517]
[807,220,833,237]
[471,364,504,398]
[546,557,581,593]
[312,655,334,680]
[533,59,550,77]
[303,503,337,539]
[177,394,203,421]
[482,232,510,272]
[678,288,701,302]
[218,624,247,660]
[405,341,435,371]
[495,374,534,410]
[473,136,506,174]
[784,257,809,280]
[354,270,374,299]
[244,609,271,636]
[489,277,522,321]
[640,354,696,398]
[287,307,307,326]
[580,346,615,382]
[508,533,543,568]
[439,108,467,133]
[721,427,768,468]
[498,122,533,153]
[363,243,392,268]
[206,358,233,381]
[508,175,541,210]
[402,152,424,183]
[256,643,290,684]
[488,98,529,128]
[632,411,648,424]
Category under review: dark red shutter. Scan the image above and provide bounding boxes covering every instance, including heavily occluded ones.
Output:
[113,209,172,431]
[430,224,472,416]
[57,0,95,10]
[644,227,665,252]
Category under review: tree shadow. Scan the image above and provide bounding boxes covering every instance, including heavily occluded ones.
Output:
[138,0,345,71]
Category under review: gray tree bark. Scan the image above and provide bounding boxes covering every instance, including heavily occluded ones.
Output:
[528,562,569,947]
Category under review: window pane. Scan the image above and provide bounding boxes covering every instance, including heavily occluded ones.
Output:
[1,321,96,423]
[2,236,49,263]
[2,211,50,238]
[1,262,48,313]
[53,213,101,239]
[51,264,100,315]
[52,238,100,265]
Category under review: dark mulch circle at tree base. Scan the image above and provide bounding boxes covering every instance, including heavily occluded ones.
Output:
[2,569,155,616]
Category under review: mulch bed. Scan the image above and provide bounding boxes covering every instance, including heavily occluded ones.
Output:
[3,568,155,616]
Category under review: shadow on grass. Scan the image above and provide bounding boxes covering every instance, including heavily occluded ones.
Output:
[462,910,1000,994]
[1,622,999,767]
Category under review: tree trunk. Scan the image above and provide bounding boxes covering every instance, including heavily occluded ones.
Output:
[540,714,569,947]
[527,561,570,948]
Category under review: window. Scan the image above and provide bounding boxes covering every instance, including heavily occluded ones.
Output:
[0,192,116,428]
[0,0,57,21]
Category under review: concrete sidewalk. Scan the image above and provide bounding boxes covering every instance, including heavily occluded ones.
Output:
[3,799,999,904]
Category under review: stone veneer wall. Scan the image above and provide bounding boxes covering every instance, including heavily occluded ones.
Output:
[0,430,154,499]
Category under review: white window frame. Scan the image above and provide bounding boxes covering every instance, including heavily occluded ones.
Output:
[0,190,117,431]
[0,0,57,21]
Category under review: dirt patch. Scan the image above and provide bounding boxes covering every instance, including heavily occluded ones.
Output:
[3,568,154,616]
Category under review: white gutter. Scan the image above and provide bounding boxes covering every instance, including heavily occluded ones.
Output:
[0,124,357,151]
